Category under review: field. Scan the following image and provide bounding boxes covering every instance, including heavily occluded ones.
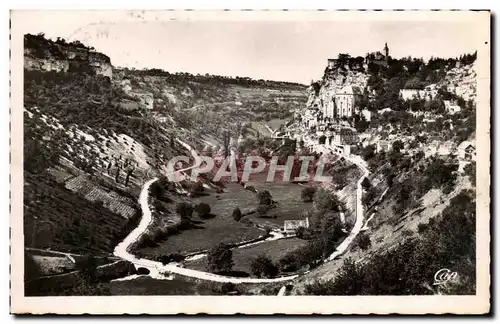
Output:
[135,183,265,257]
[245,172,313,228]
[185,237,308,275]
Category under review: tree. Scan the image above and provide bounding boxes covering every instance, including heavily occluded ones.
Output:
[313,188,341,212]
[232,207,243,221]
[250,255,279,278]
[301,187,317,202]
[125,168,134,187]
[175,202,193,219]
[257,204,270,216]
[305,258,365,295]
[190,181,204,196]
[392,140,404,153]
[361,144,376,161]
[258,190,273,205]
[76,254,98,283]
[207,243,234,274]
[463,162,476,187]
[195,202,211,218]
[356,232,372,251]
[361,178,372,190]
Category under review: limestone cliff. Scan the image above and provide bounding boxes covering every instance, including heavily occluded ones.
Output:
[24,34,112,79]
[307,65,369,110]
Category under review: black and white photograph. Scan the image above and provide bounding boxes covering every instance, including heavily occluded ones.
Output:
[10,9,490,314]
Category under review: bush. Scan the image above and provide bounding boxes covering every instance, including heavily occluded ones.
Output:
[195,202,211,218]
[301,187,317,202]
[251,255,279,278]
[232,207,243,221]
[176,202,193,219]
[137,267,150,275]
[207,243,234,273]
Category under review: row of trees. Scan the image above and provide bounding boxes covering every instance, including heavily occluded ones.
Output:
[124,68,306,90]
[206,243,279,279]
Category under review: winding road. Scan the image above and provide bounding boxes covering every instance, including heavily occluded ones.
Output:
[113,137,370,284]
[326,154,370,261]
[113,139,299,283]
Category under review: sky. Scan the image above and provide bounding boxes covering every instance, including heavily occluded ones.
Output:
[14,10,484,84]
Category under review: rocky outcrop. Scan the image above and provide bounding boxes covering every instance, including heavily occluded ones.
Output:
[307,66,369,110]
[24,34,112,79]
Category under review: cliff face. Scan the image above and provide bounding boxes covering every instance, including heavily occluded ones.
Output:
[307,66,369,109]
[24,34,112,79]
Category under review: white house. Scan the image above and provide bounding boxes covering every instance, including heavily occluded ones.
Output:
[457,141,476,161]
[360,109,372,122]
[444,100,462,114]
[283,217,310,234]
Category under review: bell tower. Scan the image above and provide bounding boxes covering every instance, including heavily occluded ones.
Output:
[384,42,389,64]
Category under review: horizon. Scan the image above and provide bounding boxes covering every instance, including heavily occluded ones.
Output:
[17,11,480,84]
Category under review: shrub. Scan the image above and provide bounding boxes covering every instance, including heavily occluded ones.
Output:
[137,267,150,275]
[195,202,211,218]
[251,255,279,278]
[301,187,317,202]
[232,207,243,221]
[176,202,193,219]
[207,243,233,273]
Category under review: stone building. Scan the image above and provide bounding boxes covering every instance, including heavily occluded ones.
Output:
[333,85,363,118]
[365,42,390,67]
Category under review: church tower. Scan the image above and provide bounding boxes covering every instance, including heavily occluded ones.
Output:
[384,42,389,65]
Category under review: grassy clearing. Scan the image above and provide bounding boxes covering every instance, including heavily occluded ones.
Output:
[185,237,308,275]
[136,183,264,256]
[245,172,312,228]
